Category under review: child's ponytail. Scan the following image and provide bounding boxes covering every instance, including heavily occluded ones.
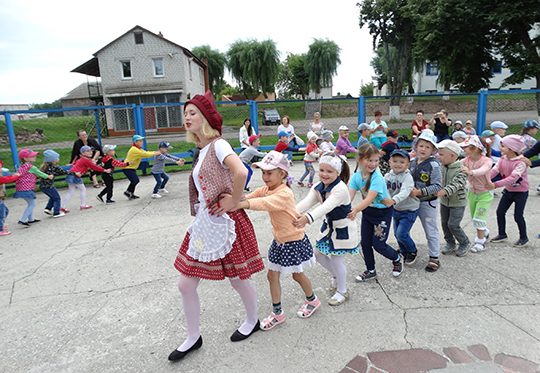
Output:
[39,162,49,172]
[479,137,491,157]
[338,156,350,185]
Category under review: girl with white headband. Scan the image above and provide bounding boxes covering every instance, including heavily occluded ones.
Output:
[294,153,358,306]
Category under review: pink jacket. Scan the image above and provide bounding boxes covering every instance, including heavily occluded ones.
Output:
[462,155,492,194]
[491,155,529,192]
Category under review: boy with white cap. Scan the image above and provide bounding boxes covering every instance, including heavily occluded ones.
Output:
[357,123,371,150]
[335,126,357,156]
[490,121,508,164]
[97,145,131,204]
[319,130,336,153]
[434,140,471,257]
[150,141,185,199]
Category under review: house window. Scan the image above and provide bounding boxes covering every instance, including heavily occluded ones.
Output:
[426,63,438,76]
[121,61,132,79]
[153,58,164,77]
[199,67,204,86]
[189,60,193,80]
[492,60,502,74]
[134,32,143,44]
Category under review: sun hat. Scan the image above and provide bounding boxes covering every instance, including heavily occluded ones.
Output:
[480,130,495,138]
[252,150,289,172]
[490,121,508,129]
[437,140,461,156]
[466,120,473,124]
[413,129,438,154]
[103,145,117,154]
[43,150,60,163]
[307,131,318,141]
[185,90,223,135]
[159,141,173,149]
[358,123,370,131]
[132,135,145,142]
[389,149,410,160]
[455,120,463,125]
[278,131,293,138]
[523,120,540,129]
[80,145,94,154]
[452,131,468,140]
[459,135,486,155]
[501,134,525,154]
[18,149,40,159]
[338,125,349,131]
[387,130,399,138]
[321,130,333,141]
[248,134,261,144]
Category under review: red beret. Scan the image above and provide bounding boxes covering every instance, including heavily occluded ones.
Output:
[185,90,223,135]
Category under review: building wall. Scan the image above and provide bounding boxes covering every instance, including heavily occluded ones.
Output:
[308,87,332,99]
[61,98,95,117]
[0,104,30,121]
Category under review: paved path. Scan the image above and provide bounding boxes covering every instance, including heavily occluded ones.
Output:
[1,159,540,372]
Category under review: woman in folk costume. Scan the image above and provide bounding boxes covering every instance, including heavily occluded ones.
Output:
[169,91,265,362]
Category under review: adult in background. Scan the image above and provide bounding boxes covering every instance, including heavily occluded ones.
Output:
[369,110,388,149]
[169,91,264,362]
[309,112,324,146]
[411,110,429,139]
[70,130,103,188]
[239,118,256,150]
[429,109,451,143]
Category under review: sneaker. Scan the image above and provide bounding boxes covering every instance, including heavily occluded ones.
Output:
[43,209,53,216]
[471,238,487,253]
[490,235,508,243]
[158,188,169,194]
[0,230,11,236]
[130,194,140,199]
[514,239,529,247]
[18,221,30,227]
[456,242,472,257]
[60,208,70,213]
[328,291,349,306]
[152,193,162,199]
[308,183,313,188]
[404,252,417,265]
[244,187,250,192]
[106,200,116,204]
[297,296,321,318]
[260,312,286,331]
[28,219,40,223]
[96,195,104,203]
[53,212,66,218]
[123,191,132,199]
[392,254,403,277]
[537,185,540,194]
[80,205,92,210]
[297,181,305,187]
[441,243,457,255]
[356,269,377,282]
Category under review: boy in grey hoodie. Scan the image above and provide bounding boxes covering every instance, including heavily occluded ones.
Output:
[382,150,420,264]
[434,140,471,257]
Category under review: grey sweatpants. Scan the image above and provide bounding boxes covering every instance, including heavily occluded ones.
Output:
[440,205,470,247]
[418,200,440,258]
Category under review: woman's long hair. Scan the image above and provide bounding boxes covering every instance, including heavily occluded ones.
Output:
[243,118,254,135]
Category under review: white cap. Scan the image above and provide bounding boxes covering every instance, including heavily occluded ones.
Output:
[338,125,349,131]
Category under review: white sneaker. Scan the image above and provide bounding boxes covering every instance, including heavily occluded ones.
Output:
[53,211,65,218]
[152,193,162,199]
[537,185,540,194]
[44,209,52,215]
[158,188,169,194]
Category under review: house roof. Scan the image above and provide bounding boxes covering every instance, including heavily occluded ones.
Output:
[71,25,206,77]
[61,82,102,100]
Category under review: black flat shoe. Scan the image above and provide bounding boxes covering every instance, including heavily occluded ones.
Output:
[230,321,260,342]
[28,219,40,223]
[168,335,202,362]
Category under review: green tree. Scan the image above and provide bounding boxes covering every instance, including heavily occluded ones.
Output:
[305,39,341,95]
[191,45,227,94]
[29,99,63,117]
[359,81,375,96]
[226,39,280,99]
[276,53,310,99]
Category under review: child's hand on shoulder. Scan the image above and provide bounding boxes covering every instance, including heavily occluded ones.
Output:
[153,151,160,157]
[14,173,20,177]
[104,169,112,173]
[129,160,134,165]
[176,159,185,166]
[347,207,359,220]
[460,166,473,176]
[434,190,447,197]
[299,147,306,152]
[381,197,395,206]
[410,188,422,197]
[47,174,54,179]
[523,158,533,167]
[293,215,309,228]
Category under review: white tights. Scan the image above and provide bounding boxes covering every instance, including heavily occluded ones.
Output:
[314,251,347,294]
[62,183,86,208]
[176,274,258,352]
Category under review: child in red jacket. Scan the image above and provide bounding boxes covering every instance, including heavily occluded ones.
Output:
[0,160,20,236]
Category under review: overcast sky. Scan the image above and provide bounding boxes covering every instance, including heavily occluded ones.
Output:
[0,0,375,105]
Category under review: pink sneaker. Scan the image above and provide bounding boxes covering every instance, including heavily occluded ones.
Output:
[297,296,321,318]
[0,230,11,236]
[60,208,70,213]
[260,312,285,331]
[80,205,92,210]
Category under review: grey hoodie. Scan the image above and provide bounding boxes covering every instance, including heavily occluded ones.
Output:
[384,169,420,212]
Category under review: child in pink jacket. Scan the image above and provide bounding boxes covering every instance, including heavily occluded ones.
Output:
[488,135,529,247]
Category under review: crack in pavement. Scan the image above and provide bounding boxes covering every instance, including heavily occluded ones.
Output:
[484,304,540,343]
[376,279,412,348]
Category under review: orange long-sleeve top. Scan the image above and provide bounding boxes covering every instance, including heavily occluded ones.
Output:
[246,183,305,244]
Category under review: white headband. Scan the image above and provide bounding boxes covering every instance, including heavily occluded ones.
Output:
[462,135,486,155]
[319,155,343,173]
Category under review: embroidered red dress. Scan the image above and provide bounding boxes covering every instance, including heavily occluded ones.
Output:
[174,138,264,280]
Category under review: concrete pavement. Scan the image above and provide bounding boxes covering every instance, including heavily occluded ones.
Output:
[1,159,539,372]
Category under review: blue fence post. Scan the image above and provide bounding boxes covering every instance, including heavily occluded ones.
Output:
[93,109,102,147]
[249,100,259,134]
[357,96,366,141]
[3,112,20,171]
[476,89,488,134]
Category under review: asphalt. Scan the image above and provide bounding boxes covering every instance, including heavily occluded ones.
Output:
[1,159,539,372]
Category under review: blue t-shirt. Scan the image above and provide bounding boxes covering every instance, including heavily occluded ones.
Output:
[349,169,391,209]
[357,136,369,151]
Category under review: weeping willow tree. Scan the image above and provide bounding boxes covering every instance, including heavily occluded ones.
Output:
[305,39,341,96]
[191,45,227,96]
[226,39,280,99]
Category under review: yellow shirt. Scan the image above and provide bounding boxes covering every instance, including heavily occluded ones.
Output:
[123,146,155,169]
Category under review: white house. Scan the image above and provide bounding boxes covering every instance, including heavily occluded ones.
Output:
[72,26,207,136]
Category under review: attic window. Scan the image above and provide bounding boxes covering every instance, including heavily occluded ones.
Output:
[134,32,143,44]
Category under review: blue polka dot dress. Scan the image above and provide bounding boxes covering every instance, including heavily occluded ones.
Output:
[268,235,316,274]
